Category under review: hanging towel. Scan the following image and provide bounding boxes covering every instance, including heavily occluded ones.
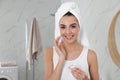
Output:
[26,17,42,70]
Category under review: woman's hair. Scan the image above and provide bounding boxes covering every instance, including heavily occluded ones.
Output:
[63,12,74,16]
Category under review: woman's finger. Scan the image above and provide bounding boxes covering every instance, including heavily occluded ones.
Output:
[54,36,61,46]
[54,36,66,58]
[54,40,61,53]
[74,68,85,74]
[71,68,86,80]
[60,42,66,56]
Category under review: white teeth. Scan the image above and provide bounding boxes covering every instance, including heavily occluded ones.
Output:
[65,35,73,39]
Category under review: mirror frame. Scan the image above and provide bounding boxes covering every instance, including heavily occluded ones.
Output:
[108,10,120,68]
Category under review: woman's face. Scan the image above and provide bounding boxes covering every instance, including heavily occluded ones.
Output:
[59,15,79,44]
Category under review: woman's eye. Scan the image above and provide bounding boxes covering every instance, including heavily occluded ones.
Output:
[71,25,76,28]
[60,26,65,29]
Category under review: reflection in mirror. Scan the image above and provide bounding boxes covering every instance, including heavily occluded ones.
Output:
[115,13,120,54]
[108,10,120,68]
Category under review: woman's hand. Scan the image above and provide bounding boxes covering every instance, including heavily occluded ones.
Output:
[71,68,89,80]
[54,37,66,60]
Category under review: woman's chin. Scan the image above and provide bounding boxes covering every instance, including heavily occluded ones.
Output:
[65,39,76,44]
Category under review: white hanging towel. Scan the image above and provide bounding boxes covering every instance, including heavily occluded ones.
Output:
[26,17,42,70]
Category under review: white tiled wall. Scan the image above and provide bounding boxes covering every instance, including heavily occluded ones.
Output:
[0,0,60,80]
[0,0,120,80]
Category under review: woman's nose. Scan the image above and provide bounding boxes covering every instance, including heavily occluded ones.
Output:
[65,28,71,34]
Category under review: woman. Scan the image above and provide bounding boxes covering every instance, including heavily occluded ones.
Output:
[44,1,99,80]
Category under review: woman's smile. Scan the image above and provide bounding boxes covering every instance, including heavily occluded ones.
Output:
[59,15,79,43]
[65,34,74,40]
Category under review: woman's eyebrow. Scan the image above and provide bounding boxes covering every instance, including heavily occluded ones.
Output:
[59,24,65,26]
[70,23,77,26]
[59,23,77,26]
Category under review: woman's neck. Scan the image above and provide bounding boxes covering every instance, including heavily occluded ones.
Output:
[63,41,82,53]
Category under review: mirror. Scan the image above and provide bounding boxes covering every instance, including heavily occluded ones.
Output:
[108,10,120,68]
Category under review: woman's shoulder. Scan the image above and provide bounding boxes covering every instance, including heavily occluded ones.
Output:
[87,49,98,63]
[83,46,96,56]
[88,49,97,58]
[88,49,96,56]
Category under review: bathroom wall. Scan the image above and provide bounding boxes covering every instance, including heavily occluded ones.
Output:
[62,0,120,80]
[0,0,60,80]
[0,0,120,80]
